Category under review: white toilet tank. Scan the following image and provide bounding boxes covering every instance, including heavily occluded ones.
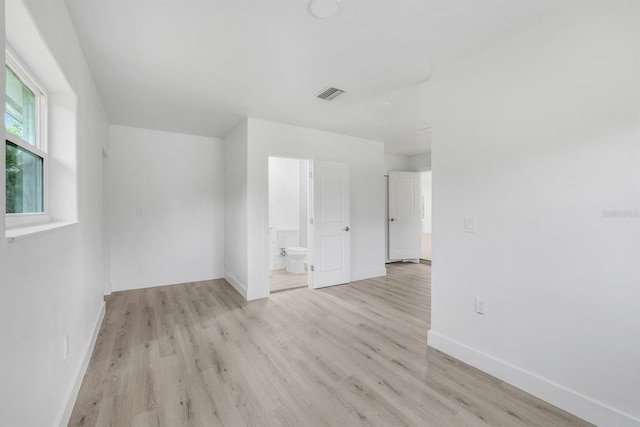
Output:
[276,228,299,249]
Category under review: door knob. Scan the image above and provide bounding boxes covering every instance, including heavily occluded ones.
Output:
[343,226,350,231]
[390,218,395,222]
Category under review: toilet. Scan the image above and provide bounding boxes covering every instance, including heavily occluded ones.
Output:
[276,228,308,274]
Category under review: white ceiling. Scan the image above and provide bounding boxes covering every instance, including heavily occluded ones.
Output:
[64,0,568,156]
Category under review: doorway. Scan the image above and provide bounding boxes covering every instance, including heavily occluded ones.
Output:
[267,158,352,293]
[268,157,311,293]
[420,171,432,262]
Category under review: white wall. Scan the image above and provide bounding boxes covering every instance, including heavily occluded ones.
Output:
[384,153,410,173]
[244,118,386,300]
[108,125,224,291]
[102,150,111,295]
[384,152,431,173]
[428,2,640,426]
[421,171,432,234]
[268,157,300,231]
[0,1,109,426]
[409,152,431,172]
[223,120,249,298]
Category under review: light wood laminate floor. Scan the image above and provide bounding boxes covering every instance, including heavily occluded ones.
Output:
[69,263,591,426]
[270,268,308,293]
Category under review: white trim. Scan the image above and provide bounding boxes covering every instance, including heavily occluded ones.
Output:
[351,268,387,282]
[224,273,248,299]
[55,302,106,427]
[5,131,46,157]
[427,330,640,427]
[6,211,50,228]
[111,271,225,292]
[6,220,76,241]
[5,48,48,153]
[6,48,47,107]
[5,48,50,222]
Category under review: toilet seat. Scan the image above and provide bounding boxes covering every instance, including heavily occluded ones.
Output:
[287,247,307,254]
[286,247,308,274]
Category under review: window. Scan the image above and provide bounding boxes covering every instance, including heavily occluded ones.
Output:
[5,50,47,219]
[4,1,78,239]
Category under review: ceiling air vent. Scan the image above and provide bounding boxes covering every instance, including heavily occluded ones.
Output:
[316,87,346,101]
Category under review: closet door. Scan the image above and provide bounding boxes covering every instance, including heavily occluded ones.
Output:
[388,171,421,260]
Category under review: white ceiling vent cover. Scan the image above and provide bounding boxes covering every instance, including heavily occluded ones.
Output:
[316,87,346,101]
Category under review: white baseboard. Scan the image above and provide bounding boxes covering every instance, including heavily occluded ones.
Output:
[224,273,248,299]
[351,268,387,282]
[427,330,640,427]
[55,301,106,427]
[111,270,225,292]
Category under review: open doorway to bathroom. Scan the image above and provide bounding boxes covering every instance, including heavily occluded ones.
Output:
[420,171,432,262]
[268,157,311,293]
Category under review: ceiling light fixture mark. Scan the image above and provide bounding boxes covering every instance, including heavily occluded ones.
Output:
[309,0,341,19]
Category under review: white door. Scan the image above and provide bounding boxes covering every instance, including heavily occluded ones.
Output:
[388,171,421,260]
[312,161,350,288]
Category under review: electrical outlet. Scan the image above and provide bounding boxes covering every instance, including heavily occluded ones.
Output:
[475,297,487,315]
[64,335,70,359]
[464,216,476,233]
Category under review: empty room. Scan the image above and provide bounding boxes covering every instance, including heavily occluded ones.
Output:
[0,0,638,426]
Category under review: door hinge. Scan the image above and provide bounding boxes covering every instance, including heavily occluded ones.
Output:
[309,171,313,178]
[310,265,315,272]
[309,218,314,225]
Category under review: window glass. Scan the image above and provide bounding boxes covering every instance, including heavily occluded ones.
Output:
[5,65,36,146]
[6,141,43,214]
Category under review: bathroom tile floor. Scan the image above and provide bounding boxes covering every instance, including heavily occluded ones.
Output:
[270,268,308,293]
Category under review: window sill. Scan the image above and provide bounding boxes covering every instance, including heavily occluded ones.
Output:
[6,221,77,242]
